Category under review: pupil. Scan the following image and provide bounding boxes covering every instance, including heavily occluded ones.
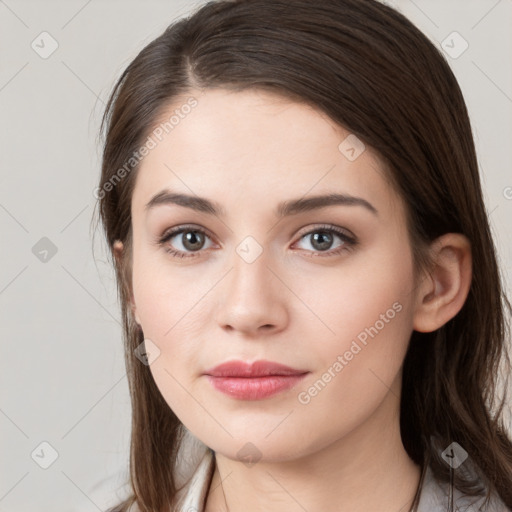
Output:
[312,232,332,251]
[183,231,204,251]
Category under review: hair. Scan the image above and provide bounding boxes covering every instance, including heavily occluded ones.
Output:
[94,0,512,510]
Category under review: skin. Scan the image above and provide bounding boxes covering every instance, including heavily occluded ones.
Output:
[114,88,472,512]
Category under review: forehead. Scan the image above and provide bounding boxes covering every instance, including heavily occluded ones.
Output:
[131,88,400,218]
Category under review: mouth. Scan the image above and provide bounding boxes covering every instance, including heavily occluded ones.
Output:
[203,360,309,400]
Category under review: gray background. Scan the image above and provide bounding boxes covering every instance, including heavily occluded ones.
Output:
[0,0,511,510]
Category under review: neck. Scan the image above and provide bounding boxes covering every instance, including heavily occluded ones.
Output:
[204,386,421,512]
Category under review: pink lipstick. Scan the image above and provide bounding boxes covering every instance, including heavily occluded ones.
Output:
[203,360,309,400]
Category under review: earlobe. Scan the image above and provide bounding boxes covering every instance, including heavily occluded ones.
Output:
[113,239,142,327]
[113,240,124,262]
[131,302,142,326]
[412,233,472,333]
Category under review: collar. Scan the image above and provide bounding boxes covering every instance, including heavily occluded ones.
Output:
[173,434,507,512]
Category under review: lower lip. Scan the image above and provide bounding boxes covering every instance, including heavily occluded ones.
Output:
[206,374,308,400]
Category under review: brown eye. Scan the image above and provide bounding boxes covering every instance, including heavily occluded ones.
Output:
[309,231,335,251]
[180,230,206,251]
[159,226,214,257]
[294,225,357,256]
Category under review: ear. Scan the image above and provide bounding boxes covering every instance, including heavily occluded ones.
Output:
[412,233,472,333]
[113,240,141,326]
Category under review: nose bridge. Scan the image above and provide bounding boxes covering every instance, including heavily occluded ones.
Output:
[230,246,271,296]
[215,239,288,333]
[229,241,276,306]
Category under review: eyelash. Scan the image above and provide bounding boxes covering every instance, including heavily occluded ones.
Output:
[157,224,358,259]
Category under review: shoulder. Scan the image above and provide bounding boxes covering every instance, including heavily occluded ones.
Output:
[417,465,510,512]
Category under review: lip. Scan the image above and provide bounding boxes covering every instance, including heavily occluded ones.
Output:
[203,360,309,400]
[204,359,308,377]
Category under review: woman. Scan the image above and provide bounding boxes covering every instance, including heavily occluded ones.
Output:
[96,0,512,510]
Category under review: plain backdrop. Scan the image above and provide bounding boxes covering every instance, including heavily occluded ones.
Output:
[0,0,511,510]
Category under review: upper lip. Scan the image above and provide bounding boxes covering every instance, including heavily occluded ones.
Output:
[204,360,308,377]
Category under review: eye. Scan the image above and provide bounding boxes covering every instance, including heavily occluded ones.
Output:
[158,223,357,259]
[293,225,357,256]
[158,225,215,258]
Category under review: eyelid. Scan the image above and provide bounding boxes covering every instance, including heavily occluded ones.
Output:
[158,224,217,243]
[294,223,356,241]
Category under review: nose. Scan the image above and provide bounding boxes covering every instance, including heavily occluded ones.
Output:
[214,250,289,337]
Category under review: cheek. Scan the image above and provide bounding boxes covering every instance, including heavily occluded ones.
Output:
[291,240,415,403]
[131,251,216,398]
[290,236,415,348]
[131,245,210,339]
[290,289,414,453]
[132,263,209,424]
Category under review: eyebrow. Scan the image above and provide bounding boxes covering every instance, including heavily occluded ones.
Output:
[145,190,378,217]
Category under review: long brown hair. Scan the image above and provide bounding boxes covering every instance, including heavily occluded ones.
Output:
[95,0,512,510]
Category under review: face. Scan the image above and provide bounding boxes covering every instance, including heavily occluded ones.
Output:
[128,88,419,462]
